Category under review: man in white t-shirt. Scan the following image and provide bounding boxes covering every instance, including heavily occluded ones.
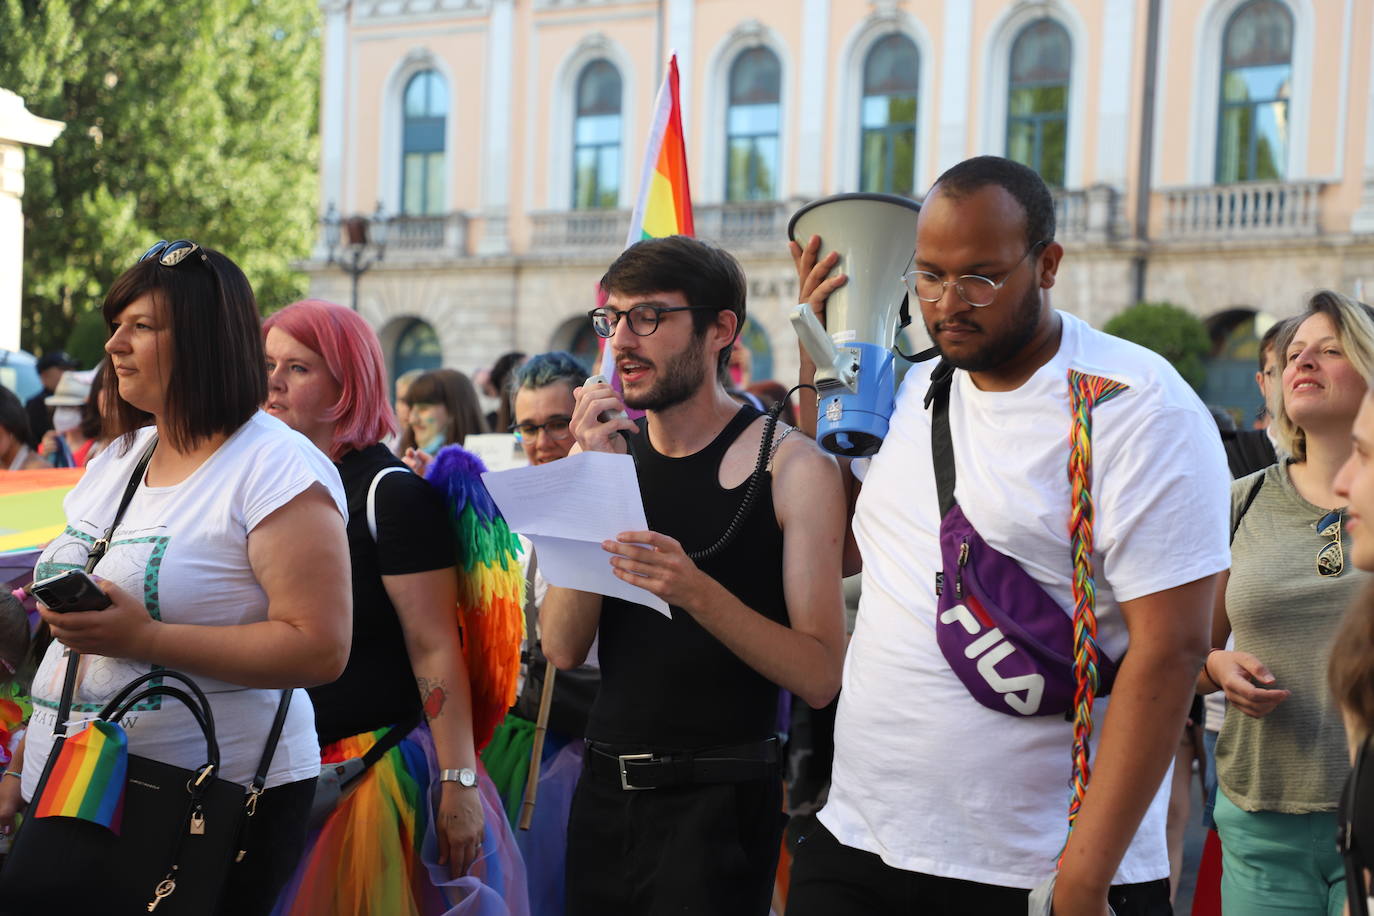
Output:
[786,156,1230,915]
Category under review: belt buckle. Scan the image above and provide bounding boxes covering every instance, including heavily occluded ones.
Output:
[617,753,655,791]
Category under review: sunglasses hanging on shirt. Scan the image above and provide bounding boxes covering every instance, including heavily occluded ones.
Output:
[1317,509,1345,578]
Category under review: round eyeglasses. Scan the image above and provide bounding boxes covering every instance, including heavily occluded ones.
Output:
[510,416,573,442]
[587,304,717,338]
[901,241,1048,308]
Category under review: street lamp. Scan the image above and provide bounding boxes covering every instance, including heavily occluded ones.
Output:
[322,202,391,311]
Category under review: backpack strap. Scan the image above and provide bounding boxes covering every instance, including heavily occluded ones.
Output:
[367,466,410,543]
[1231,473,1266,544]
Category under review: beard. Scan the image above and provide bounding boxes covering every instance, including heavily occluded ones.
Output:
[622,335,711,412]
[925,282,1044,373]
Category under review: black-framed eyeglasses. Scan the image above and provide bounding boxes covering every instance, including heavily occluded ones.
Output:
[588,304,716,338]
[510,416,573,442]
[902,240,1049,308]
[1317,509,1345,577]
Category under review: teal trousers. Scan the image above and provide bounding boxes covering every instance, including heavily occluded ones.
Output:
[1213,789,1345,915]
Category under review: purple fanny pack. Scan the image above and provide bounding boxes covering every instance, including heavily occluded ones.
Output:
[925,362,1119,718]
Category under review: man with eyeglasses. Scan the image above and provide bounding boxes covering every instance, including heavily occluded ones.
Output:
[785,156,1230,916]
[540,236,848,916]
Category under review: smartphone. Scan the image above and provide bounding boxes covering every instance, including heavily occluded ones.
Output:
[30,569,112,613]
[585,374,627,422]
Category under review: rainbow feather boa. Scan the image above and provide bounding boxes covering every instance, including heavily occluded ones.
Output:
[0,682,30,769]
[426,446,526,752]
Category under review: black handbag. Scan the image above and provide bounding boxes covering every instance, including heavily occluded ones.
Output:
[0,438,294,915]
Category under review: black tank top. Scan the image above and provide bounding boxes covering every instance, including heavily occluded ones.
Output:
[586,405,788,749]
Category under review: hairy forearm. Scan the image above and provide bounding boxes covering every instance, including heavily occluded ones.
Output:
[411,643,478,770]
[682,577,842,708]
[1058,642,1206,892]
[141,617,349,688]
[540,586,602,670]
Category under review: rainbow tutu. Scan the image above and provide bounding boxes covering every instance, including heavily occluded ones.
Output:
[272,723,529,916]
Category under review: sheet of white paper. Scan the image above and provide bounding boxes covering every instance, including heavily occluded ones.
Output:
[463,433,527,471]
[481,452,670,615]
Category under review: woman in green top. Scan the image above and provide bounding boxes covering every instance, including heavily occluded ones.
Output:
[1198,291,1374,916]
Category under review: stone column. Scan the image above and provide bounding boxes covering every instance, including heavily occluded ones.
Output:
[478,0,514,255]
[0,89,63,352]
[318,0,350,257]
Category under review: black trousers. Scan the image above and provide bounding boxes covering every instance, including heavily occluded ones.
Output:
[565,754,785,916]
[786,822,1172,916]
[223,776,316,916]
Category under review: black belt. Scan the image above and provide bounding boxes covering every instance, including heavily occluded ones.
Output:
[585,737,780,791]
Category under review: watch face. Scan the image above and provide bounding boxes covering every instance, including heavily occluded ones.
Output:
[459,768,477,787]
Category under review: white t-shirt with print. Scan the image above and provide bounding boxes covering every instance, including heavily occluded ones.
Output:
[821,311,1230,888]
[23,412,347,798]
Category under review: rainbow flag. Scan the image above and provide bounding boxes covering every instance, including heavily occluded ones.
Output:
[0,468,83,553]
[598,53,695,380]
[627,54,694,245]
[33,719,128,833]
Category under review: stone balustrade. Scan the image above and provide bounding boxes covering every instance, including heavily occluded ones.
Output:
[1161,180,1327,240]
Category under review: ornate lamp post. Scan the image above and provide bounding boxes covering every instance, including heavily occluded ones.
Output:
[322,202,391,311]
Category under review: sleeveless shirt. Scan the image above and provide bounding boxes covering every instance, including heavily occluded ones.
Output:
[586,405,789,749]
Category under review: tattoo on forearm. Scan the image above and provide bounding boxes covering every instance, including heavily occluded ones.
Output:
[416,677,448,721]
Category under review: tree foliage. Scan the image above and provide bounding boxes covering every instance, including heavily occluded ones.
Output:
[0,0,321,355]
[1103,301,1211,392]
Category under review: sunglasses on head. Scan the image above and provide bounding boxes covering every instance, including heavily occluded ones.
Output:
[140,239,209,269]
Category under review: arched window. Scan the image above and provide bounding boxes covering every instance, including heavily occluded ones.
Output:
[392,318,443,387]
[573,60,623,210]
[859,35,919,196]
[1217,0,1292,183]
[1006,20,1071,188]
[726,48,781,202]
[402,70,447,215]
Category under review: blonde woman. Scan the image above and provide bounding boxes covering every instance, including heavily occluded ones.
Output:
[1199,291,1374,915]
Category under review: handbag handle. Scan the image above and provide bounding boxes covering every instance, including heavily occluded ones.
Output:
[96,669,217,739]
[100,685,220,775]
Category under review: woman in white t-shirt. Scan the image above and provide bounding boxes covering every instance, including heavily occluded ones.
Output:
[0,241,352,916]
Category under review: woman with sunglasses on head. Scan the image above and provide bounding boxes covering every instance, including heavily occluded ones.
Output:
[1198,291,1374,916]
[262,299,526,915]
[0,242,352,914]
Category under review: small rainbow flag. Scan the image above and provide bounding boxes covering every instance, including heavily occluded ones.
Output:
[597,53,696,381]
[33,719,128,833]
[627,53,694,244]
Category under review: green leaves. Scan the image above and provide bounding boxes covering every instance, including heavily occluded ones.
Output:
[1103,302,1212,392]
[0,0,321,355]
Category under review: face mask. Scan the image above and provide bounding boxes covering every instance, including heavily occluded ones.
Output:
[52,407,81,434]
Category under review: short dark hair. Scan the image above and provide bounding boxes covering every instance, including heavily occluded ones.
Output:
[512,351,588,395]
[0,386,31,445]
[599,236,747,375]
[101,247,267,452]
[930,155,1057,248]
[1257,316,1293,372]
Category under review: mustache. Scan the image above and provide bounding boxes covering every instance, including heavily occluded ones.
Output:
[616,353,657,370]
[934,319,982,333]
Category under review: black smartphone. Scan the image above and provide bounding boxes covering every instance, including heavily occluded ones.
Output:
[30,569,113,613]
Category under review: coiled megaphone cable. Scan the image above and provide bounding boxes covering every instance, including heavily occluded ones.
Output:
[687,384,815,562]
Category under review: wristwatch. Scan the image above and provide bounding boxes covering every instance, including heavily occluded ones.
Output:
[439,767,477,787]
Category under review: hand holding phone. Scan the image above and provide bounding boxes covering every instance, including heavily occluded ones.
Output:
[31,570,113,613]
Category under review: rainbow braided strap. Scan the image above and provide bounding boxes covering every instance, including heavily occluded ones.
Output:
[426,446,526,753]
[1061,370,1128,862]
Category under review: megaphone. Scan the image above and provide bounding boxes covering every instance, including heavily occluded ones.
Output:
[787,193,921,457]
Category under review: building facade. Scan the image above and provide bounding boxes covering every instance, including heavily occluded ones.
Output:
[307,0,1374,417]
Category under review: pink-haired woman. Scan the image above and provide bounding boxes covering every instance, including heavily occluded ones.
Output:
[262,300,526,915]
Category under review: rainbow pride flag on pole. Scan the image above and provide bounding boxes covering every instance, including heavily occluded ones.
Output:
[33,719,128,833]
[598,53,695,379]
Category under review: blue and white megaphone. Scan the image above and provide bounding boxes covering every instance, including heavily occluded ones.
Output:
[787,193,922,458]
